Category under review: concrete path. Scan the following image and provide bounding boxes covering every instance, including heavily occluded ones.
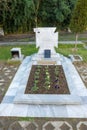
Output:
[0,41,83,45]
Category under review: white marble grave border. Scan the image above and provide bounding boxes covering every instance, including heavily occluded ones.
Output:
[0,53,87,117]
[13,53,87,105]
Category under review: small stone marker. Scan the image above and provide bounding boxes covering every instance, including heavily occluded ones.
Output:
[11,48,21,59]
[10,48,24,61]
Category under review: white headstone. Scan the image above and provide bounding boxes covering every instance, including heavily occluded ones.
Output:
[34,27,58,55]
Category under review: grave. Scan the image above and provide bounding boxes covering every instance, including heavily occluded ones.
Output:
[0,27,87,118]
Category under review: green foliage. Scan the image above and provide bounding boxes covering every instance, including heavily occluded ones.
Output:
[19,117,35,121]
[35,75,39,80]
[44,66,51,90]
[0,44,38,60]
[37,65,42,69]
[0,0,77,33]
[35,71,39,75]
[61,0,77,29]
[54,0,71,27]
[34,80,38,84]
[31,85,39,92]
[70,0,87,48]
[45,80,50,84]
[32,0,41,27]
[0,0,35,33]
[0,44,87,62]
[56,44,87,62]
[39,0,77,29]
[55,70,59,75]
[70,0,87,33]
[55,66,59,79]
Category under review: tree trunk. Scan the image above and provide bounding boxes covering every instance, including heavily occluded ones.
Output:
[75,33,78,49]
[35,16,37,27]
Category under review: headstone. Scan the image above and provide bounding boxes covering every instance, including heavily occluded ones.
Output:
[34,27,58,56]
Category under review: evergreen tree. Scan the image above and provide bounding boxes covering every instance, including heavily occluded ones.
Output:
[70,0,87,49]
[34,0,77,30]
[32,0,41,27]
[0,0,77,34]
[54,0,71,29]
[61,0,77,30]
[0,0,34,33]
[38,0,56,27]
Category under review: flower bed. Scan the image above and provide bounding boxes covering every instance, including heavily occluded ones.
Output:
[25,65,70,94]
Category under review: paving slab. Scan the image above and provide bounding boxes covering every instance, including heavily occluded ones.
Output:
[66,105,86,118]
[10,104,29,117]
[27,105,68,117]
[0,104,14,116]
[2,96,15,103]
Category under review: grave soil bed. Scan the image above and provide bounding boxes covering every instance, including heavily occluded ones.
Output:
[25,65,70,94]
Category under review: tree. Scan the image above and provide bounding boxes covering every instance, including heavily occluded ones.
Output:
[0,0,77,34]
[53,0,71,29]
[70,0,87,49]
[0,0,35,33]
[39,0,76,30]
[61,0,77,30]
[38,0,56,27]
[31,0,41,27]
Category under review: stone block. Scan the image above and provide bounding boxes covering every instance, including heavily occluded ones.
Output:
[14,94,82,105]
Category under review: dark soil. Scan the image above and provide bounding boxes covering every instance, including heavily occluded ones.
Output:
[25,65,70,94]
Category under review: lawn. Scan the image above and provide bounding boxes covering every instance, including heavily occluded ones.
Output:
[0,44,38,60]
[56,44,87,62]
[0,44,87,62]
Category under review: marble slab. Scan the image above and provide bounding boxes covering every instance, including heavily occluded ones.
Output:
[14,94,82,105]
[0,54,87,118]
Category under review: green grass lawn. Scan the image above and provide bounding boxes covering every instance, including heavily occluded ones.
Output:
[56,44,87,62]
[0,44,38,60]
[0,44,87,62]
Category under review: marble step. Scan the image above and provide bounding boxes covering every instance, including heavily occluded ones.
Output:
[14,94,82,105]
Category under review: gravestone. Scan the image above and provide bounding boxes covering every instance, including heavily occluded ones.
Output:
[34,27,58,58]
